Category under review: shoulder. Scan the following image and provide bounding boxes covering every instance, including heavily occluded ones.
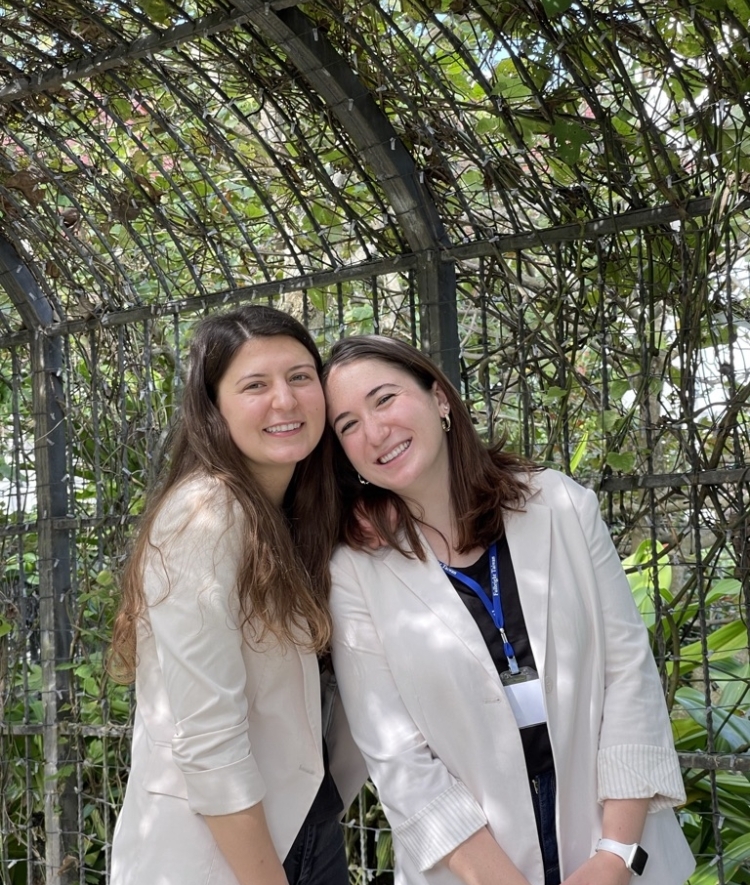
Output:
[527,466,596,508]
[150,473,244,549]
[330,542,396,596]
[331,542,389,572]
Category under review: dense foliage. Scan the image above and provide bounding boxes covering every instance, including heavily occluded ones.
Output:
[1,0,749,882]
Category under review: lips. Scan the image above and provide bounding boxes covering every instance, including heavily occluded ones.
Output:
[265,422,302,434]
[378,440,410,464]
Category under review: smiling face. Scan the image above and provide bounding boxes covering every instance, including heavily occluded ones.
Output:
[326,357,451,503]
[216,335,326,502]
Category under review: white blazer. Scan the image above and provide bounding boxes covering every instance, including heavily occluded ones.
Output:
[330,468,695,885]
[110,475,362,885]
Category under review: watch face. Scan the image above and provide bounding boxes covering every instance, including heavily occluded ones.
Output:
[631,845,649,876]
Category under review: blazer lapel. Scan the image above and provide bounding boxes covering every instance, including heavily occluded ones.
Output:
[291,623,324,741]
[380,534,505,688]
[504,494,551,680]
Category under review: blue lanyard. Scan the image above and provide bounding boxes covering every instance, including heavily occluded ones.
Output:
[439,543,520,675]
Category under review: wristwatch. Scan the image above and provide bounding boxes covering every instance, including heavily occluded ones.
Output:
[595,838,649,876]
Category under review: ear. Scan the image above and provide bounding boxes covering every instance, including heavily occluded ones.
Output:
[431,381,450,414]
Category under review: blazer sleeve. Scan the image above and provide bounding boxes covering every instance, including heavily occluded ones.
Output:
[570,479,686,811]
[143,482,267,816]
[330,549,487,872]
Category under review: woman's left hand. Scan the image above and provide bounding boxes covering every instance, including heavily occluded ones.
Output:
[561,850,632,885]
[562,798,648,885]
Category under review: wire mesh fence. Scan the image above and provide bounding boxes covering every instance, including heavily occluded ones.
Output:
[1,203,749,884]
[1,0,749,881]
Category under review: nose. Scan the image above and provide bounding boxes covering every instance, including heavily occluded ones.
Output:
[272,382,298,411]
[362,413,389,446]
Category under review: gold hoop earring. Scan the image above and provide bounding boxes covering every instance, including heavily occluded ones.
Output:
[441,414,451,432]
[358,473,370,485]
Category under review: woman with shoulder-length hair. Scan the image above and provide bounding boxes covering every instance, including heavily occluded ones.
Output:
[109,305,361,885]
[322,334,694,885]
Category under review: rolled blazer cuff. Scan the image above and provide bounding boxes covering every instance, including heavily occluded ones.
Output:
[393,781,487,872]
[597,744,686,811]
[183,754,267,816]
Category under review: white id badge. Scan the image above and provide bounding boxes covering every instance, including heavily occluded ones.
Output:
[504,678,547,729]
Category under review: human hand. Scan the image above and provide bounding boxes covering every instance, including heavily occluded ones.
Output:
[561,851,633,885]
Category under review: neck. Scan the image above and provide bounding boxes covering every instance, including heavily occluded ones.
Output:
[410,476,484,568]
[251,464,295,508]
[407,482,458,561]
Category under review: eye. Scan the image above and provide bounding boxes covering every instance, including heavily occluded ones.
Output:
[376,393,395,407]
[290,372,313,383]
[243,381,264,391]
[339,419,357,435]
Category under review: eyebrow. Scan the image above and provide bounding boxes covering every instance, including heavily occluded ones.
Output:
[331,383,396,429]
[235,362,317,385]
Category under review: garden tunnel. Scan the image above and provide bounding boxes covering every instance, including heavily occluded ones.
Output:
[0,0,749,882]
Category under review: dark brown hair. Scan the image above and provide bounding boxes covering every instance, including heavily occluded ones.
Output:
[322,335,537,559]
[109,305,339,683]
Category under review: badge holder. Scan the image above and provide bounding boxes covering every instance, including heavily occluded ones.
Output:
[500,666,547,729]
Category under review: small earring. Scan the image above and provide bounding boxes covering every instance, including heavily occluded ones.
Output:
[357,473,370,485]
[441,413,451,433]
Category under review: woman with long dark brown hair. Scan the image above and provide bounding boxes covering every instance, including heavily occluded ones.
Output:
[322,334,694,885]
[109,305,360,885]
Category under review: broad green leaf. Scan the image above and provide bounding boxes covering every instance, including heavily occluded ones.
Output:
[704,578,742,606]
[677,621,748,674]
[605,451,635,472]
[688,832,750,885]
[307,288,327,312]
[541,385,568,404]
[675,686,750,752]
[96,570,115,588]
[551,118,591,166]
[601,409,621,431]
[541,0,574,15]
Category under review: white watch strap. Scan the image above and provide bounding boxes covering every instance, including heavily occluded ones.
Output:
[596,838,637,868]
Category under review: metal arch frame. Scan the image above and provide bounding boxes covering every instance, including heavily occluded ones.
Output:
[0,3,461,381]
[225,0,459,383]
[0,0,461,385]
[0,234,76,885]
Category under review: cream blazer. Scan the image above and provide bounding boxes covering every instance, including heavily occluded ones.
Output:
[110,475,363,885]
[330,468,696,885]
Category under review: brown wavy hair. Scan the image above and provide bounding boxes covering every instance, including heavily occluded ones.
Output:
[109,305,340,684]
[322,335,539,559]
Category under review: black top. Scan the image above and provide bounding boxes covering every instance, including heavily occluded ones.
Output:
[301,736,344,825]
[444,534,554,780]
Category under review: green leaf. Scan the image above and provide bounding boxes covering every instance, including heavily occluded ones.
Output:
[601,409,621,431]
[541,0,574,15]
[704,578,741,605]
[569,430,589,473]
[96,570,115,588]
[675,686,750,753]
[475,116,500,135]
[541,385,568,404]
[688,832,750,885]
[676,620,748,674]
[139,0,173,24]
[307,288,327,312]
[375,828,393,873]
[605,451,635,472]
[551,119,591,165]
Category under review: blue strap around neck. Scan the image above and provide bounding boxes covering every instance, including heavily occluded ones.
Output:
[439,543,520,675]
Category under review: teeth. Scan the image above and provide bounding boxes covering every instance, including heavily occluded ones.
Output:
[266,423,301,433]
[379,441,409,464]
